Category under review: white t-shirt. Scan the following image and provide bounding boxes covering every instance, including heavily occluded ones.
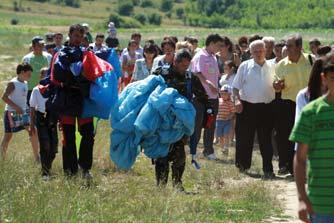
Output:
[232,59,275,104]
[29,86,47,113]
[5,77,28,112]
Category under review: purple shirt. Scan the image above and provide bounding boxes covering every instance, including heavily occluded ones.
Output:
[191,48,219,99]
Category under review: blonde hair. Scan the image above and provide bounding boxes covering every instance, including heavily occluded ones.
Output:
[175,41,192,51]
[40,67,49,78]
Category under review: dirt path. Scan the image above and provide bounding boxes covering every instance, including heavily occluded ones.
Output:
[266,178,301,223]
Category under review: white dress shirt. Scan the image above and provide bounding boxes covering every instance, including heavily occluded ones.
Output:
[232,59,275,104]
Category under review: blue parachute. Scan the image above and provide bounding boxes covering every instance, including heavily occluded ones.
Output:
[110,75,196,169]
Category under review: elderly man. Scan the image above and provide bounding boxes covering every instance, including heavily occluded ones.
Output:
[273,34,313,175]
[232,40,276,179]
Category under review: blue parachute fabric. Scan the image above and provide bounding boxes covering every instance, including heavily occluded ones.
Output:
[110,75,196,169]
[107,48,122,79]
[81,70,118,119]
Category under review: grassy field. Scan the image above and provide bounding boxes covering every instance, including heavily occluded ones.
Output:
[0,1,332,222]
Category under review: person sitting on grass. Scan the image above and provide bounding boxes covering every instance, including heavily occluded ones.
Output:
[30,67,59,180]
[1,63,39,161]
[290,52,334,223]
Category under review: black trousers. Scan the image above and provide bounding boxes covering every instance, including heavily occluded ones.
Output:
[275,99,296,174]
[36,111,58,175]
[155,140,186,186]
[61,118,94,175]
[235,101,274,173]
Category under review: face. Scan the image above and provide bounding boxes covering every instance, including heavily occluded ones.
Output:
[69,30,84,47]
[210,41,224,54]
[129,42,138,52]
[223,64,232,74]
[21,70,32,81]
[95,37,104,46]
[265,42,274,58]
[144,51,155,61]
[274,46,283,58]
[163,44,175,56]
[32,43,44,54]
[323,71,334,92]
[221,91,230,100]
[309,43,319,55]
[240,43,248,53]
[54,34,63,45]
[132,36,141,45]
[251,44,266,64]
[286,38,301,59]
[219,42,229,54]
[174,58,190,74]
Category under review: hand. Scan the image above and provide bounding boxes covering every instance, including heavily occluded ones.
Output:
[298,197,313,223]
[273,80,285,91]
[235,100,243,113]
[29,124,36,136]
[14,106,24,115]
[205,80,218,94]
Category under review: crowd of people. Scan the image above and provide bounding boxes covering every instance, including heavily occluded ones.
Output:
[1,22,333,222]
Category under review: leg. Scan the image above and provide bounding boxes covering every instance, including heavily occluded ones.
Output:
[0,133,13,160]
[60,115,78,175]
[203,99,219,155]
[235,102,256,170]
[155,156,169,186]
[190,99,205,155]
[36,114,51,175]
[78,118,94,171]
[256,104,274,174]
[26,126,39,161]
[170,141,186,188]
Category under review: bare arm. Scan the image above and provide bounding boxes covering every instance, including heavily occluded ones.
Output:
[2,82,23,114]
[194,72,218,95]
[29,108,36,135]
[294,143,313,223]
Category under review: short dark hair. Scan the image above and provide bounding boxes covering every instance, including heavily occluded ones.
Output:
[127,39,138,48]
[96,33,105,39]
[105,36,119,48]
[69,24,85,35]
[163,36,178,45]
[309,38,321,46]
[16,62,33,74]
[275,40,286,48]
[222,36,234,53]
[143,42,158,58]
[175,48,192,63]
[205,34,223,47]
[186,36,198,45]
[161,38,176,50]
[238,36,248,46]
[288,34,303,47]
[249,34,262,43]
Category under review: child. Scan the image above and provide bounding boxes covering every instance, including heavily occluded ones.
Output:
[290,53,334,222]
[1,63,39,161]
[30,67,58,180]
[215,84,236,155]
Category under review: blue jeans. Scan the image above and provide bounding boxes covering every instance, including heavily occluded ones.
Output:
[310,214,334,223]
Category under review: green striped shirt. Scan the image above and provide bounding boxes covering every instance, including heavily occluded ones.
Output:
[290,96,334,215]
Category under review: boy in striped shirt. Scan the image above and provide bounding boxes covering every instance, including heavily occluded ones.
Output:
[215,85,236,155]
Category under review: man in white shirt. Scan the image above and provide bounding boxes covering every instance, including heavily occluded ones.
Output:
[232,40,276,179]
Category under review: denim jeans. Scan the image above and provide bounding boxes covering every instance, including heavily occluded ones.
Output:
[310,214,334,223]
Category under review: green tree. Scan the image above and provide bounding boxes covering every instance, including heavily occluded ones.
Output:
[161,0,173,12]
[118,1,134,16]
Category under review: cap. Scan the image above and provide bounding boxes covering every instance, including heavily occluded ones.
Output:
[31,36,45,45]
[220,84,230,93]
[82,23,89,27]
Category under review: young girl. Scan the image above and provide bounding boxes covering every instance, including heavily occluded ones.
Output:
[215,85,236,156]
[1,63,39,161]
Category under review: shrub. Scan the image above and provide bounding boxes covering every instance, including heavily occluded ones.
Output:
[148,13,162,25]
[118,1,134,16]
[120,17,142,28]
[175,7,184,19]
[10,18,19,25]
[140,0,154,8]
[134,13,147,24]
[160,0,173,12]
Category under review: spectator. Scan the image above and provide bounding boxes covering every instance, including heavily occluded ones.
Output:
[232,40,276,178]
[269,40,285,64]
[22,36,52,103]
[290,52,334,223]
[0,63,39,161]
[53,32,64,53]
[216,36,240,76]
[131,42,158,82]
[151,38,176,74]
[309,38,321,58]
[121,33,144,57]
[263,36,276,60]
[273,34,314,175]
[90,33,107,52]
[238,36,250,62]
[82,23,93,43]
[189,34,224,161]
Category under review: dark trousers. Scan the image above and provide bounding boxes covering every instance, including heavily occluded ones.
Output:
[275,99,296,174]
[155,140,186,186]
[235,101,274,173]
[190,98,219,155]
[60,116,94,175]
[36,111,58,175]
